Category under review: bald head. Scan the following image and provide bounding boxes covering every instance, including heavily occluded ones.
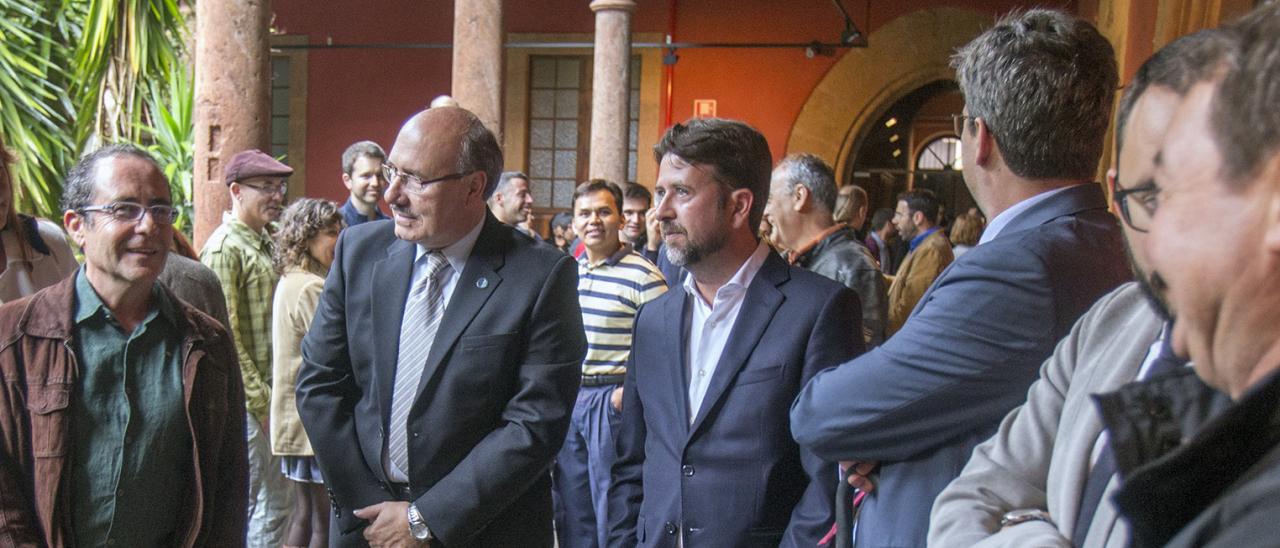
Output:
[384,107,503,247]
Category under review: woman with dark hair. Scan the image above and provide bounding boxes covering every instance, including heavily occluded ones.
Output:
[270,198,343,548]
[0,133,77,303]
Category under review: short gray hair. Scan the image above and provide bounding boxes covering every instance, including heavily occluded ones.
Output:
[341,140,385,174]
[62,144,165,213]
[951,9,1117,180]
[775,153,838,213]
[494,171,530,197]
[455,114,504,199]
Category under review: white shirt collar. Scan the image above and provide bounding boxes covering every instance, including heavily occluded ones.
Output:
[415,217,485,274]
[979,184,1081,245]
[682,241,771,306]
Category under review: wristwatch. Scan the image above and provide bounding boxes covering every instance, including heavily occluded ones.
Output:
[407,504,433,542]
[999,508,1055,529]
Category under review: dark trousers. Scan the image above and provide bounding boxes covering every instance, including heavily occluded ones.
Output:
[553,384,621,548]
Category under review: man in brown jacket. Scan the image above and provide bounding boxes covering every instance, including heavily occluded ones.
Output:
[0,145,248,547]
[886,188,952,335]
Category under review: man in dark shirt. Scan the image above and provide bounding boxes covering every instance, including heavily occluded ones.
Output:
[339,140,389,227]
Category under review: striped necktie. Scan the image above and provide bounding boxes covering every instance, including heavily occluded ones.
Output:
[388,251,452,477]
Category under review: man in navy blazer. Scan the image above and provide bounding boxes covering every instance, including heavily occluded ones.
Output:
[607,118,864,548]
[297,107,585,547]
[790,10,1132,547]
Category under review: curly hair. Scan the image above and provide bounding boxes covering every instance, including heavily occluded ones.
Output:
[273,198,343,274]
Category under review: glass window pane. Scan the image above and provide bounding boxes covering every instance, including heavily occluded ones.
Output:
[630,92,640,119]
[530,150,553,178]
[630,57,641,90]
[555,120,578,149]
[531,178,552,207]
[531,57,557,88]
[557,58,581,88]
[272,90,289,116]
[555,89,579,118]
[531,89,556,119]
[554,150,576,178]
[554,180,576,208]
[272,117,289,145]
[628,151,637,182]
[271,145,288,160]
[628,122,638,150]
[530,119,554,148]
[272,58,290,85]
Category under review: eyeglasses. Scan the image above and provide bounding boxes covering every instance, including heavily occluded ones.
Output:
[1111,179,1161,233]
[952,114,973,137]
[78,201,179,225]
[239,181,289,195]
[381,163,472,194]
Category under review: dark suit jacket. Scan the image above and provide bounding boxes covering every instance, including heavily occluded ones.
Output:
[297,213,586,547]
[790,183,1131,548]
[608,250,865,548]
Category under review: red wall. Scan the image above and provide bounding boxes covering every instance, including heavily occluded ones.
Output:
[272,0,1074,202]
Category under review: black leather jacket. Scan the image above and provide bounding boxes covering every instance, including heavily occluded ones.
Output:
[794,227,887,347]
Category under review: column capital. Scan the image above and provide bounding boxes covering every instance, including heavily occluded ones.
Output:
[590,0,636,14]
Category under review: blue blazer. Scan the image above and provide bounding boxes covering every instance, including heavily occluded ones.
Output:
[791,183,1132,548]
[297,213,586,547]
[608,250,865,548]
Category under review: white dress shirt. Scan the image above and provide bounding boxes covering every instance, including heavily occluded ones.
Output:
[384,218,484,482]
[683,242,771,423]
[978,184,1081,245]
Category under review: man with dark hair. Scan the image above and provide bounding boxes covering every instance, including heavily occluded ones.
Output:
[885,188,951,335]
[339,140,389,227]
[864,207,899,273]
[766,153,887,346]
[201,148,295,547]
[620,182,652,251]
[930,28,1236,547]
[555,179,666,548]
[791,10,1131,548]
[488,171,537,238]
[0,145,248,546]
[1101,5,1280,545]
[298,107,585,547]
[608,118,864,547]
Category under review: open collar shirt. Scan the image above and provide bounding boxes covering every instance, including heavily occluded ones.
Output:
[682,241,770,423]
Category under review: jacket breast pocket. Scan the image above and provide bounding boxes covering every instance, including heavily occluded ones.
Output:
[26,383,71,457]
[459,332,518,353]
[735,364,783,386]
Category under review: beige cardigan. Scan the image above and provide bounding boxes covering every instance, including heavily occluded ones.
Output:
[270,267,325,456]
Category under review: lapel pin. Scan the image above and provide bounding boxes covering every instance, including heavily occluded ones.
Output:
[476,277,489,289]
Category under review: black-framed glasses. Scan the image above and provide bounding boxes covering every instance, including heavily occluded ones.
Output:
[951,114,973,137]
[381,163,472,194]
[239,180,289,195]
[78,202,179,225]
[1112,179,1161,233]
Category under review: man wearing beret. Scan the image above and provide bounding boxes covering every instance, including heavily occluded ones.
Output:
[201,148,295,547]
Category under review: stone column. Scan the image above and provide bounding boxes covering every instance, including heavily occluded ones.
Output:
[192,0,271,249]
[588,0,636,186]
[452,0,504,136]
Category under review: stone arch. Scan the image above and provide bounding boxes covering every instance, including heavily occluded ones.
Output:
[785,7,991,179]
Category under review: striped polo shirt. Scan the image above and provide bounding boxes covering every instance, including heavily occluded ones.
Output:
[578,245,668,375]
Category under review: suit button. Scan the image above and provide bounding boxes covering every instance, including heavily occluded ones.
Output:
[665,522,677,535]
[682,465,695,477]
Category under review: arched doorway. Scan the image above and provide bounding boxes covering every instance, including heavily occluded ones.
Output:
[786,7,990,218]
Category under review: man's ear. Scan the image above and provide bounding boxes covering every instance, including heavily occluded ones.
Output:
[1263,158,1280,255]
[341,173,354,191]
[63,209,87,248]
[729,188,754,229]
[912,210,926,227]
[974,117,995,168]
[469,172,489,204]
[792,184,810,212]
[229,182,243,204]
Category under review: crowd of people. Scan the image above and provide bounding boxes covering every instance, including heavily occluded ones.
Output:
[1,3,1279,548]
